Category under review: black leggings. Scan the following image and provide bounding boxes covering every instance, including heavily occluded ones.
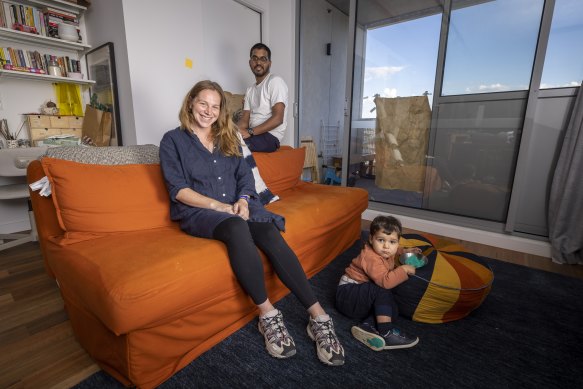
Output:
[212,217,317,309]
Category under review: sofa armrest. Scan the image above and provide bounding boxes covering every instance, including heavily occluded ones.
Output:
[27,159,64,278]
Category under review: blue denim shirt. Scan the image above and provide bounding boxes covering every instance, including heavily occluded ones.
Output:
[159,127,284,238]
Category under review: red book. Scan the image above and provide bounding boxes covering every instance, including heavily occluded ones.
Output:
[3,63,46,74]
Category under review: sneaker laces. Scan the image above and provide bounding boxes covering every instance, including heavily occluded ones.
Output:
[262,314,290,344]
[313,319,342,353]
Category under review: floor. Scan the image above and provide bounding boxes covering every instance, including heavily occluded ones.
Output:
[1,225,582,388]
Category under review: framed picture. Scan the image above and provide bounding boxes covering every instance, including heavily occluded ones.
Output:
[85,42,122,145]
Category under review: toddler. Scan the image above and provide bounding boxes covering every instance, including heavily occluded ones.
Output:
[335,215,420,351]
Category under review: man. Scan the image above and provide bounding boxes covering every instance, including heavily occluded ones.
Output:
[238,43,288,152]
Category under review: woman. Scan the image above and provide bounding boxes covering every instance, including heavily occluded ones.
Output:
[159,80,344,366]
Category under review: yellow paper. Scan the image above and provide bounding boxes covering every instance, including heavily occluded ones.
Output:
[185,58,193,69]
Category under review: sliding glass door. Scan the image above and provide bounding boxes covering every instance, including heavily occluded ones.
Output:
[347,0,544,223]
[299,0,581,237]
[349,1,443,209]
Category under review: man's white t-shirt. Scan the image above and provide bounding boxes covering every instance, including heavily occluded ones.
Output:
[243,73,288,141]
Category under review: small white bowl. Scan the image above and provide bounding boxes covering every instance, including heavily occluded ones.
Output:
[399,252,428,268]
[58,23,78,42]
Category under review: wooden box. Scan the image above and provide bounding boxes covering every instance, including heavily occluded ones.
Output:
[26,114,84,146]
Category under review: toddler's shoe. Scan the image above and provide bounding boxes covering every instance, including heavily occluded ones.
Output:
[380,327,419,349]
[351,322,385,351]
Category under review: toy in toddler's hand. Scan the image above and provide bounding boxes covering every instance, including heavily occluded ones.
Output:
[399,250,428,269]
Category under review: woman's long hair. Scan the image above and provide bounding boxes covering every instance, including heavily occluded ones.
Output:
[178,80,241,157]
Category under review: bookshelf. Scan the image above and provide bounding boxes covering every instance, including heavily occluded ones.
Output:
[0,66,93,84]
[0,26,90,50]
[0,0,92,85]
[15,0,86,14]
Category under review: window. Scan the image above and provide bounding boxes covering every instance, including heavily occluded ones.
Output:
[540,0,583,89]
[350,2,443,208]
[442,0,544,96]
[361,14,441,118]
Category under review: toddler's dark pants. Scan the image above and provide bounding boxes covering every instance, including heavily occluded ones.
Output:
[336,282,398,321]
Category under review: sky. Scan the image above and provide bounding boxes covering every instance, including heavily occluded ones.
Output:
[360,0,583,118]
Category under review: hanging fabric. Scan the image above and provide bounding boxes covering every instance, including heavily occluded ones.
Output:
[548,82,583,265]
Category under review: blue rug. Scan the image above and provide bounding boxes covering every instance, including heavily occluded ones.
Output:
[74,234,583,388]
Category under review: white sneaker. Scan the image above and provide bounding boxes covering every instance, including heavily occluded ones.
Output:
[307,315,345,366]
[258,310,296,358]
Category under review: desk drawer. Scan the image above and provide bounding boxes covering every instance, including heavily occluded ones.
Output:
[68,116,84,128]
[49,116,70,128]
[27,115,51,128]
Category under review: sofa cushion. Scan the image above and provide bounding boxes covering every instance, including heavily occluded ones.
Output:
[44,144,160,164]
[41,157,173,233]
[254,147,305,194]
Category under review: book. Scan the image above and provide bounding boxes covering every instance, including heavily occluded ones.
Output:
[0,1,6,28]
[2,63,46,74]
[0,47,7,65]
[43,6,78,20]
[1,46,80,75]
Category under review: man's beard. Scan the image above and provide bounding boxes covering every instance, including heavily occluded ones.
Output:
[252,64,269,77]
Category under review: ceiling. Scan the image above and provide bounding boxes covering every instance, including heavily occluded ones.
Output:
[324,0,490,28]
[325,0,445,27]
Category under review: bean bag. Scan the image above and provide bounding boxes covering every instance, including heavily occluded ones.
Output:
[393,233,494,323]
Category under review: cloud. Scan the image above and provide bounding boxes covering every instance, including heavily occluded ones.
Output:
[382,88,398,98]
[540,81,581,89]
[365,66,404,81]
[464,83,510,93]
[478,83,508,92]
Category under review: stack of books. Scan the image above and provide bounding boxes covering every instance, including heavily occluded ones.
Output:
[0,0,82,43]
[1,46,81,76]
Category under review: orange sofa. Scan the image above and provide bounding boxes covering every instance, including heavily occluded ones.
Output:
[27,145,368,388]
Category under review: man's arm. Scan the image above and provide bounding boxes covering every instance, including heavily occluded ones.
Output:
[237,110,251,138]
[241,102,285,139]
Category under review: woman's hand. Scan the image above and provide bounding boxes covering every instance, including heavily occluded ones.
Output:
[176,188,236,215]
[212,202,235,214]
[233,198,249,220]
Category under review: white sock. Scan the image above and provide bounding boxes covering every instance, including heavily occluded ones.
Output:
[314,314,330,322]
[261,309,279,319]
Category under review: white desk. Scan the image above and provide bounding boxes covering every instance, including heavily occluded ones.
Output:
[0,146,49,177]
[0,146,48,249]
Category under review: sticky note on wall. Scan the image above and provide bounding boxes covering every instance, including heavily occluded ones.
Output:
[185,58,193,69]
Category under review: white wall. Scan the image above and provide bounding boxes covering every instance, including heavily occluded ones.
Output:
[299,0,348,155]
[85,0,136,146]
[85,0,297,147]
[260,0,297,147]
